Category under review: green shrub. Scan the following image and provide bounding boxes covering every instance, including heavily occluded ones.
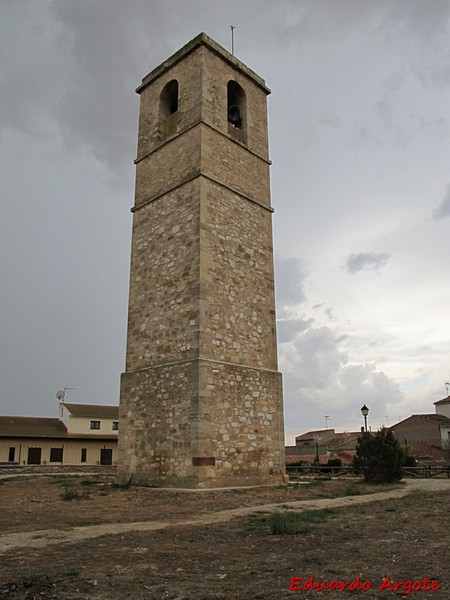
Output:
[352,428,407,483]
[403,447,417,467]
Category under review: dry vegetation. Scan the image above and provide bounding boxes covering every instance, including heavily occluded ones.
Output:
[0,474,449,599]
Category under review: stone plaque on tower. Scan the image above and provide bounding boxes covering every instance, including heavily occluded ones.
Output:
[117,33,285,487]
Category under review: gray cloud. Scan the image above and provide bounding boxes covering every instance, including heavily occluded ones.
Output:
[351,125,380,148]
[338,364,403,407]
[283,326,348,390]
[0,1,65,137]
[374,100,394,129]
[275,255,308,307]
[283,360,404,437]
[277,317,313,344]
[432,185,450,219]
[345,252,391,274]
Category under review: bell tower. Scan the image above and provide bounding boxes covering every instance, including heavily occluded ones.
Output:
[118,33,285,487]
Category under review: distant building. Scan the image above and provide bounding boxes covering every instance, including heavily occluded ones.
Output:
[390,413,450,447]
[0,403,118,466]
[389,413,450,461]
[286,428,363,464]
[434,395,450,419]
[62,403,119,436]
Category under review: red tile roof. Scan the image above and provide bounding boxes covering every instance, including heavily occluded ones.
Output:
[0,416,118,441]
[391,414,450,427]
[63,403,119,418]
[0,416,67,438]
[295,429,334,441]
[434,396,450,406]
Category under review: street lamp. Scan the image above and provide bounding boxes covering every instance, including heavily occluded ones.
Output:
[361,404,369,433]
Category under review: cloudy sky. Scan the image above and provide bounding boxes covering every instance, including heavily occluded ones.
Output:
[1,0,449,444]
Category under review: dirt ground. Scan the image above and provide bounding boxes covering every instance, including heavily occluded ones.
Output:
[0,474,449,599]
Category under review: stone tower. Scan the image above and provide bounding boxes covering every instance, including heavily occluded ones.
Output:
[118,33,284,487]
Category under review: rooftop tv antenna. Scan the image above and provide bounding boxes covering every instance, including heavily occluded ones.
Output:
[324,415,331,429]
[230,25,235,55]
[56,387,75,417]
[446,382,450,395]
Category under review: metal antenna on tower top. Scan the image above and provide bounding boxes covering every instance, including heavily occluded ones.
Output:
[230,25,235,55]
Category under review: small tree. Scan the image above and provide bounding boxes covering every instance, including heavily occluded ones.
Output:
[353,428,407,483]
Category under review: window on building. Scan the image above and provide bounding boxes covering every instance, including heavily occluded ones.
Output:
[112,421,119,431]
[100,448,113,466]
[81,448,87,463]
[160,79,179,116]
[50,447,63,463]
[227,80,247,143]
[159,79,179,138]
[90,421,101,430]
[27,447,42,465]
[8,447,15,462]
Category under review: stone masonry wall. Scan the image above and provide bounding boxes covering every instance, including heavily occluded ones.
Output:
[136,43,270,165]
[134,127,201,209]
[199,177,278,370]
[125,178,200,372]
[201,126,271,208]
[198,360,284,482]
[118,360,199,485]
[118,358,283,486]
[200,47,270,161]
[136,47,203,159]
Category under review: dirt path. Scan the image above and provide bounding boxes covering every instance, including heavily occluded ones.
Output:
[1,478,449,553]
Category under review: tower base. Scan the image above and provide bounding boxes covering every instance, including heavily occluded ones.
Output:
[117,358,285,488]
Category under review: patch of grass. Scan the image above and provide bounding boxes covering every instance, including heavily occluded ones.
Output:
[245,508,337,536]
[371,481,404,491]
[319,480,403,499]
[0,476,24,483]
[62,566,80,578]
[60,487,90,501]
[17,569,52,587]
[53,474,78,481]
[306,478,327,488]
[343,484,363,496]
[408,487,427,498]
[269,509,336,535]
[80,479,101,486]
[242,511,272,533]
[15,564,79,589]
